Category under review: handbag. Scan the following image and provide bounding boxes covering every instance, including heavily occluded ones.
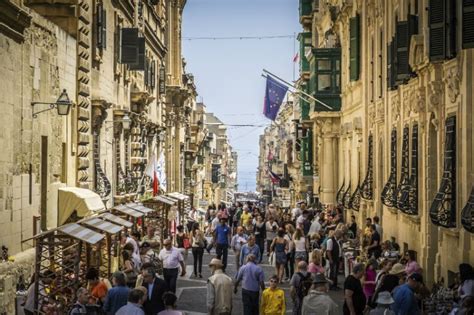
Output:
[183,237,191,249]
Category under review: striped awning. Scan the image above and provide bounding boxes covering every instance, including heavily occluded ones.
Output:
[59,223,104,245]
[82,217,123,234]
[113,204,143,218]
[101,213,133,228]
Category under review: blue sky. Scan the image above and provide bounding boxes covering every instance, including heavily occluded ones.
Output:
[182,0,300,191]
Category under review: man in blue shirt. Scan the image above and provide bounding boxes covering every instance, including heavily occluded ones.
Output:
[391,272,423,315]
[240,235,261,267]
[214,217,231,272]
[234,254,265,315]
[103,271,130,315]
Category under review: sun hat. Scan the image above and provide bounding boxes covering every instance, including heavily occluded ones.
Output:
[208,258,224,268]
[376,291,395,305]
[389,263,406,275]
[312,273,329,284]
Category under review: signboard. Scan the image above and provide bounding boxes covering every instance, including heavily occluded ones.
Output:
[159,67,166,95]
[198,199,208,207]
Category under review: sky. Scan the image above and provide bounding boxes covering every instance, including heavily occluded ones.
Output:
[182,0,300,192]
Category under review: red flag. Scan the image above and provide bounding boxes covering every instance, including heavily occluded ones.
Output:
[293,52,299,62]
[153,170,159,196]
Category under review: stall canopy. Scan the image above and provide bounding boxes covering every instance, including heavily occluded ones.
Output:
[167,192,189,201]
[58,187,105,226]
[113,204,144,218]
[82,217,123,234]
[101,213,133,228]
[58,223,104,244]
[154,195,177,206]
[126,202,154,215]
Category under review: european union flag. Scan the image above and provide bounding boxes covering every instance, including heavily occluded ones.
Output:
[263,75,288,121]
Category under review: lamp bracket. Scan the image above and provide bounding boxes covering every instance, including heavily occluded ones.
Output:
[31,102,56,118]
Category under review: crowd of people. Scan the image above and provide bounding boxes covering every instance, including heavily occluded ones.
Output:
[23,201,474,315]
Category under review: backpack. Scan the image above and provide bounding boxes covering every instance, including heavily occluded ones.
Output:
[296,272,313,299]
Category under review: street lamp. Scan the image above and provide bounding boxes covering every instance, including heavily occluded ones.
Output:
[31,89,72,118]
[104,114,131,130]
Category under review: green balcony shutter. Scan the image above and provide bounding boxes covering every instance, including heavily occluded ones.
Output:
[462,0,474,49]
[350,15,360,81]
[120,28,139,64]
[301,129,313,176]
[429,0,446,60]
[129,37,145,70]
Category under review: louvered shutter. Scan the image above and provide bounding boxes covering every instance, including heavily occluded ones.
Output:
[96,4,104,49]
[396,21,409,82]
[120,28,139,64]
[101,9,107,50]
[387,40,397,90]
[129,37,145,70]
[387,42,392,89]
[349,15,360,81]
[144,58,149,86]
[151,61,156,88]
[462,0,474,49]
[429,0,446,60]
[446,0,456,57]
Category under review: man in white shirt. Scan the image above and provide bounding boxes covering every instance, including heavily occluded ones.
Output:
[230,227,248,270]
[158,238,186,293]
[308,217,322,235]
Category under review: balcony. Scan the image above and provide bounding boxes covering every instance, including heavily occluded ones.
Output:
[298,32,312,80]
[299,0,313,26]
[309,48,341,112]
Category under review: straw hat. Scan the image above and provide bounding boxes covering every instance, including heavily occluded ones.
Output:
[376,291,395,305]
[389,263,406,275]
[209,258,224,268]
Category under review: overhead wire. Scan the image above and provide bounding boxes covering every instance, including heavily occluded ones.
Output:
[183,34,295,41]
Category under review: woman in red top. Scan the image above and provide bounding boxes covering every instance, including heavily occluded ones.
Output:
[363,259,377,302]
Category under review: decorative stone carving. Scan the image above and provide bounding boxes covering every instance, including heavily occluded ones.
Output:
[368,104,375,127]
[414,86,426,114]
[391,92,400,122]
[409,35,428,72]
[444,59,462,103]
[375,100,384,123]
[427,80,443,113]
[403,88,415,118]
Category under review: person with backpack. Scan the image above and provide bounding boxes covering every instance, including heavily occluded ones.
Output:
[290,261,313,315]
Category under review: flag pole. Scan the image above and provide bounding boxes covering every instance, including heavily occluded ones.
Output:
[262,69,333,110]
[261,74,313,108]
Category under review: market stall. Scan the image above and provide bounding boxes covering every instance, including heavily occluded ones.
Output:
[166,192,190,226]
[142,195,177,244]
[32,223,104,313]
[111,204,144,233]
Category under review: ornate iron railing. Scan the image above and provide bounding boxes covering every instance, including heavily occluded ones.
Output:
[407,124,419,215]
[350,183,361,211]
[461,186,474,233]
[429,116,456,228]
[381,128,398,207]
[361,134,374,200]
[343,181,352,209]
[336,179,345,205]
[93,132,111,200]
[396,126,410,212]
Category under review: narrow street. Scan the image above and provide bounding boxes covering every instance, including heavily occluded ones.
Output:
[175,249,345,314]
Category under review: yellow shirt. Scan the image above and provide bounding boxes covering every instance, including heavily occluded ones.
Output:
[260,288,286,315]
[241,212,252,226]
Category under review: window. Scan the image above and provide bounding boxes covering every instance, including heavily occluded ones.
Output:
[429,0,457,60]
[349,14,361,81]
[96,3,106,50]
[378,29,383,97]
[370,35,374,102]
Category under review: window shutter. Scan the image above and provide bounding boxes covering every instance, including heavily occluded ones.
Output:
[387,40,397,90]
[144,58,149,86]
[387,42,392,89]
[429,0,446,61]
[101,9,107,50]
[349,14,360,81]
[129,37,145,70]
[96,4,104,49]
[120,28,139,64]
[151,61,156,88]
[462,0,474,49]
[396,21,409,82]
[446,0,456,57]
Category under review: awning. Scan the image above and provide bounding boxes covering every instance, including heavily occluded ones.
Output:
[59,223,104,245]
[126,202,154,215]
[58,187,106,226]
[82,217,123,234]
[113,204,144,218]
[101,213,133,228]
[154,195,176,206]
[167,192,189,201]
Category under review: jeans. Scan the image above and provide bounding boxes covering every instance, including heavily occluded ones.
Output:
[242,289,259,315]
[255,237,265,263]
[192,247,203,275]
[163,267,179,293]
[330,258,340,288]
[285,251,295,279]
[215,243,229,271]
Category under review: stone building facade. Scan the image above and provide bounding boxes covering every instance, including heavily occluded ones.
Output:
[295,0,474,286]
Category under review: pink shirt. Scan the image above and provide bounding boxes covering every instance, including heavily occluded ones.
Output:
[363,268,377,299]
[405,260,422,275]
[308,263,325,274]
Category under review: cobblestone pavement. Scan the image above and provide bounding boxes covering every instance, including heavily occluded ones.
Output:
[174,249,345,314]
